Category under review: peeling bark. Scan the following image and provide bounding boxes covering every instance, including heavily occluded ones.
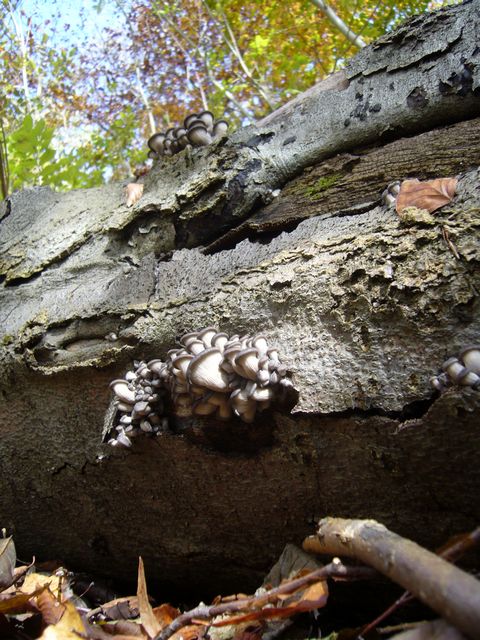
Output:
[0,1,479,595]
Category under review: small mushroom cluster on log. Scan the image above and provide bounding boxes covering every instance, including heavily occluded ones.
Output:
[430,344,480,391]
[108,328,293,447]
[147,111,229,158]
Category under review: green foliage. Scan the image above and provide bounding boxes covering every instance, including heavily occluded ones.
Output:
[0,0,461,197]
[6,114,91,191]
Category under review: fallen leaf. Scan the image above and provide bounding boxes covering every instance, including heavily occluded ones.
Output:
[137,557,161,638]
[21,571,61,596]
[0,537,16,589]
[0,586,45,614]
[36,588,65,625]
[125,183,144,207]
[170,623,206,640]
[396,177,457,214]
[99,595,140,621]
[39,600,85,639]
[153,603,181,629]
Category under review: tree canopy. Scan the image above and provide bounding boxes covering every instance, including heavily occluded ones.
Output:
[0,0,457,196]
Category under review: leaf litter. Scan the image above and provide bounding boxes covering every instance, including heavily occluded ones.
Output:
[0,525,478,640]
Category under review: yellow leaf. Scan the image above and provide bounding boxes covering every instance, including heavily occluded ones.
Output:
[39,600,85,639]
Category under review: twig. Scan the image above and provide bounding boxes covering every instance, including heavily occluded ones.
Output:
[153,561,372,640]
[303,518,480,640]
[308,0,366,48]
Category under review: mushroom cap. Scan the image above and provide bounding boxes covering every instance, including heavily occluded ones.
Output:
[147,359,166,376]
[147,133,165,153]
[184,113,199,129]
[210,332,229,349]
[165,127,175,140]
[186,339,206,355]
[442,357,465,380]
[180,331,199,345]
[173,127,187,139]
[250,334,268,356]
[110,380,136,405]
[212,120,228,138]
[455,368,480,387]
[233,348,260,380]
[171,353,194,380]
[197,327,217,347]
[251,386,273,402]
[116,431,132,447]
[459,345,480,374]
[187,348,230,392]
[197,110,215,130]
[187,125,212,147]
[117,401,134,412]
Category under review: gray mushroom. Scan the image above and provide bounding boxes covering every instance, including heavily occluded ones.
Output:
[107,327,293,446]
[147,133,165,154]
[212,119,228,138]
[198,110,215,131]
[187,124,212,147]
[458,345,480,374]
[187,348,230,392]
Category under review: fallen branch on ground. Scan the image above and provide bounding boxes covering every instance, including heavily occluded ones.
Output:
[303,518,480,640]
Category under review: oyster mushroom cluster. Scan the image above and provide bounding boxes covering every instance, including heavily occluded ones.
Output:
[108,328,293,447]
[109,360,168,447]
[430,344,480,391]
[147,111,228,158]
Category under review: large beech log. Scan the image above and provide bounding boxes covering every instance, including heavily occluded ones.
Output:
[0,1,479,595]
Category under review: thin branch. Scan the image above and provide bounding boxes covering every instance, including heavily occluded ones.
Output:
[152,3,253,122]
[0,118,10,199]
[304,518,480,639]
[154,561,374,640]
[309,0,366,48]
[201,1,275,109]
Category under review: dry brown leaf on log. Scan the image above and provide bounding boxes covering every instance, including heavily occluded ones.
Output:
[396,177,457,214]
[125,183,144,207]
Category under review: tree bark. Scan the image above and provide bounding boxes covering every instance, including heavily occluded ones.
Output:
[0,0,479,596]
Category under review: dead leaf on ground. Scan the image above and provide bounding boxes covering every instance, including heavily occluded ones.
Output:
[98,595,140,621]
[21,572,62,598]
[169,623,207,640]
[36,588,65,625]
[0,537,16,589]
[0,586,46,614]
[38,600,85,639]
[396,177,457,214]
[125,183,144,207]
[137,557,161,638]
[153,603,181,629]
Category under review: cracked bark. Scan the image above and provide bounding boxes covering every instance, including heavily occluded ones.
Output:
[0,1,479,597]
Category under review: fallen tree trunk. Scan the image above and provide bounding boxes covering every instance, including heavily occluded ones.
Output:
[0,1,479,595]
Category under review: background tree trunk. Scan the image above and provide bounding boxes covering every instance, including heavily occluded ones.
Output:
[0,0,479,596]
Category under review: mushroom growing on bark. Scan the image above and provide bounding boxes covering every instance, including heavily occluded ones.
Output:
[147,112,229,158]
[430,344,480,391]
[107,328,294,446]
